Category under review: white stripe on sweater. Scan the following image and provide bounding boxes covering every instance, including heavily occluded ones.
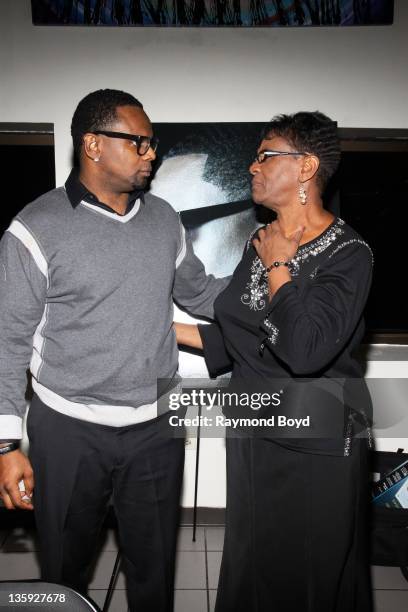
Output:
[80,199,141,223]
[176,224,187,268]
[7,220,49,285]
[32,380,160,427]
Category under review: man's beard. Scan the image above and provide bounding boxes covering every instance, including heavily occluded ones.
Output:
[132,175,148,191]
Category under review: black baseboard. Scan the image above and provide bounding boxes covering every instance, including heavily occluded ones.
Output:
[180,507,225,525]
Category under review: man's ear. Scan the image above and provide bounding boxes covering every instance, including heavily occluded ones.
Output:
[83,133,102,162]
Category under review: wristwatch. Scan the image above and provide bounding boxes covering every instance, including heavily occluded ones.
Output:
[0,442,20,455]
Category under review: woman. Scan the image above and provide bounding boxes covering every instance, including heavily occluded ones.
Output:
[175,112,373,612]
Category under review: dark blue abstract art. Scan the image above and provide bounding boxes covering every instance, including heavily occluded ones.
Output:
[31,0,394,26]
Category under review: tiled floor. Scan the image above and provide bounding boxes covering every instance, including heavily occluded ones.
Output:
[0,525,407,611]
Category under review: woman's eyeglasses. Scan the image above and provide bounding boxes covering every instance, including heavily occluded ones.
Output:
[254,150,308,164]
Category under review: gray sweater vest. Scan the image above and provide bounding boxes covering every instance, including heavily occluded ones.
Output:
[0,187,228,438]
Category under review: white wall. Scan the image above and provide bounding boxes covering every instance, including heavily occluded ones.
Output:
[2,0,408,507]
[1,0,408,186]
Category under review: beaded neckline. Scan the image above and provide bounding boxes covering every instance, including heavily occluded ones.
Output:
[297,216,340,250]
[288,217,345,276]
[241,218,345,311]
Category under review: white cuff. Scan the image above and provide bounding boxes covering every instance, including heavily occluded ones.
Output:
[0,415,23,440]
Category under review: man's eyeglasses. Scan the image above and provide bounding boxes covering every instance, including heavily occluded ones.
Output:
[254,150,308,164]
[93,130,159,156]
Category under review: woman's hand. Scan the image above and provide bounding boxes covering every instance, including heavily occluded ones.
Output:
[253,222,304,300]
[173,322,203,350]
[252,221,304,268]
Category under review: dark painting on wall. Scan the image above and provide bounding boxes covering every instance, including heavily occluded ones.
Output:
[31,0,394,27]
[149,122,265,377]
[150,122,265,279]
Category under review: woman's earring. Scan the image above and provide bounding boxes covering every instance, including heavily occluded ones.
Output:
[298,184,307,205]
[94,157,100,162]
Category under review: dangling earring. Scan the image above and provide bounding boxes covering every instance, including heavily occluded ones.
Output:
[298,184,307,205]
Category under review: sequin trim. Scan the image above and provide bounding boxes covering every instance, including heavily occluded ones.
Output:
[245,228,260,252]
[310,266,319,279]
[328,238,374,266]
[343,413,353,457]
[241,256,269,311]
[289,218,345,277]
[263,318,279,345]
[241,218,345,310]
[309,237,372,280]
[362,410,374,450]
[367,425,374,450]
[343,410,373,457]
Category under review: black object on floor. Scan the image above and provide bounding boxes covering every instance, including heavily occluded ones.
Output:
[0,580,100,611]
[370,449,408,582]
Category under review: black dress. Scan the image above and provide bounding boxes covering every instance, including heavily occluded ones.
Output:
[198,217,374,612]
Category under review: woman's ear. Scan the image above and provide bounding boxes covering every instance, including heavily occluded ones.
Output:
[299,154,320,183]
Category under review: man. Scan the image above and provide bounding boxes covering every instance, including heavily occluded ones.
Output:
[0,89,228,611]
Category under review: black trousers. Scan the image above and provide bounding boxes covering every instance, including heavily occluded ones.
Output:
[27,395,185,612]
[216,436,372,612]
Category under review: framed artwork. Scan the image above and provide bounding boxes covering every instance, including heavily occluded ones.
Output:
[150,122,264,377]
[31,0,394,27]
[151,122,264,278]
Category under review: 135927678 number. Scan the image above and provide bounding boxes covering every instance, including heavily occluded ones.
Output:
[8,593,66,603]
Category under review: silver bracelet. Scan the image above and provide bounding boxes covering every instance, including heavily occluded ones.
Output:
[0,442,20,455]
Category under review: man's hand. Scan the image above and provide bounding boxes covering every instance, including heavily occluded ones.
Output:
[0,450,34,510]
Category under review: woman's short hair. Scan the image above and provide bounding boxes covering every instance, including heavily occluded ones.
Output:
[262,111,341,191]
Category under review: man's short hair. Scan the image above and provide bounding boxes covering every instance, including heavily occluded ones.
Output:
[71,89,143,159]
